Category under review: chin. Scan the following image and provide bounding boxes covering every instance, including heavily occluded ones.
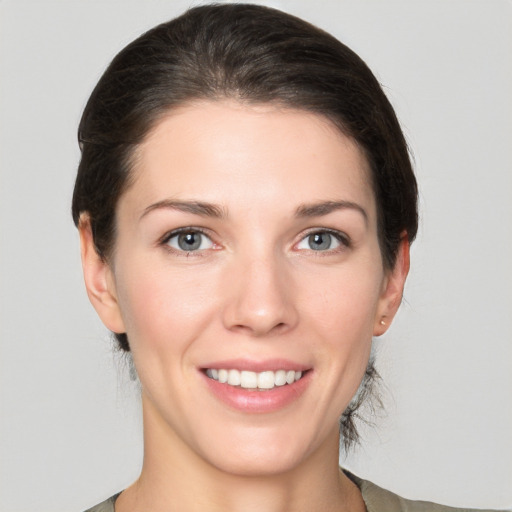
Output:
[210,451,305,478]
[196,425,323,478]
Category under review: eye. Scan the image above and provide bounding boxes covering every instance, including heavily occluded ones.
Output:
[296,230,347,252]
[164,230,214,252]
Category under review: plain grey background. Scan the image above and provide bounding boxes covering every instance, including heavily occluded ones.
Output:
[1,1,511,511]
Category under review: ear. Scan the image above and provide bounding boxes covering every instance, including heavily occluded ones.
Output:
[79,215,126,334]
[373,233,410,336]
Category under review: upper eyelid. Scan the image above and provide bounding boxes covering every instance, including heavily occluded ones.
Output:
[298,227,350,244]
[159,226,213,244]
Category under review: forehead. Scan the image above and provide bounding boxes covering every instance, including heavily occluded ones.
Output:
[124,100,376,221]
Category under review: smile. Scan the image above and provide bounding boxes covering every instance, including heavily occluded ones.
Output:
[205,368,304,390]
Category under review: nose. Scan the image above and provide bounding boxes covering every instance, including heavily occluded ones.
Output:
[222,253,298,337]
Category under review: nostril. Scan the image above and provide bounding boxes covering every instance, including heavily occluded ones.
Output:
[228,321,288,337]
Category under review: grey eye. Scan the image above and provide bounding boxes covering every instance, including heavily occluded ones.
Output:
[308,232,333,251]
[296,231,343,251]
[167,231,213,252]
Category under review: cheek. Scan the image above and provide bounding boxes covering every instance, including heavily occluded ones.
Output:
[113,257,220,357]
[311,284,376,376]
[302,261,383,342]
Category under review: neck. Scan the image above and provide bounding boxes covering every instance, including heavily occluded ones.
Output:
[116,395,365,512]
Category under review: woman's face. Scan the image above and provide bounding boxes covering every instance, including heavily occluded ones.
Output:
[83,100,407,476]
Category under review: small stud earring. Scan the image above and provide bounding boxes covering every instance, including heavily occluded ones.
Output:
[380,318,386,326]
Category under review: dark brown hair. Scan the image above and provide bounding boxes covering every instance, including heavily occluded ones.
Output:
[72,3,418,448]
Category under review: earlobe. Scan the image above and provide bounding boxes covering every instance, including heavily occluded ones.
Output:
[373,233,410,337]
[79,215,126,334]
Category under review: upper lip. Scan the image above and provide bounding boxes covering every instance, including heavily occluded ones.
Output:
[200,358,311,373]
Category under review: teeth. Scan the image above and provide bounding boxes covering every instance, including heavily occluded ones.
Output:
[206,368,304,390]
[257,371,275,389]
[275,370,287,386]
[240,370,257,389]
[227,369,241,386]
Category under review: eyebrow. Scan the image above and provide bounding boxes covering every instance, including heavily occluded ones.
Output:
[295,200,368,224]
[140,199,367,223]
[140,199,226,220]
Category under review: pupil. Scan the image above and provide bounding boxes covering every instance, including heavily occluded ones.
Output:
[309,232,331,251]
[178,232,201,251]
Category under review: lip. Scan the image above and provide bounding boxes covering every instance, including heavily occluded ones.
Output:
[201,358,311,373]
[200,359,312,413]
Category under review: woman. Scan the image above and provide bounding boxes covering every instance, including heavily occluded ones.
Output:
[73,4,502,512]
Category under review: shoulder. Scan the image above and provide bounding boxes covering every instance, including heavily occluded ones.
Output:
[346,471,508,512]
[83,493,119,512]
[81,480,509,512]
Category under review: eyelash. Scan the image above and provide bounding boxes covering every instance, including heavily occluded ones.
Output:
[296,228,351,253]
[158,227,351,255]
[159,227,216,256]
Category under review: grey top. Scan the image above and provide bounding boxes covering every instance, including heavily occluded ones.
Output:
[83,472,508,512]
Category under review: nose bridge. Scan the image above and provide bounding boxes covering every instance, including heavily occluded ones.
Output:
[223,247,297,336]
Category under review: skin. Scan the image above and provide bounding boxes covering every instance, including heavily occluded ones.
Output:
[80,100,409,512]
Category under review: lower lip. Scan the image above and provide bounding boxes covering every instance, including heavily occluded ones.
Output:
[201,371,312,413]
